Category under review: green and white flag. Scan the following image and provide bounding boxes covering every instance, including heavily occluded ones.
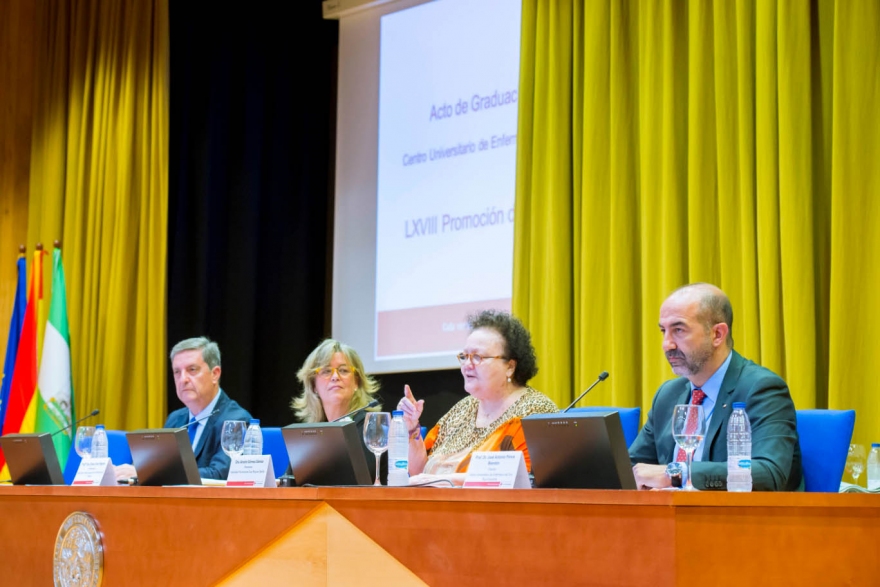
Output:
[35,247,75,469]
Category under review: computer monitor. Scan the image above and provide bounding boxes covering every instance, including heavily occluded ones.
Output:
[522,411,637,489]
[281,421,372,486]
[126,429,202,486]
[0,433,66,485]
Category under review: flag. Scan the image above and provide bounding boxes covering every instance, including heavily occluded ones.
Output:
[0,248,45,475]
[0,252,27,433]
[35,247,75,469]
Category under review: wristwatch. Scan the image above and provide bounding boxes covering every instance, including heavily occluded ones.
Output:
[666,462,683,488]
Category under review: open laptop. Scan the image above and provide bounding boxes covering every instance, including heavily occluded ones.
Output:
[0,433,65,485]
[125,428,202,486]
[281,421,371,486]
[522,411,637,489]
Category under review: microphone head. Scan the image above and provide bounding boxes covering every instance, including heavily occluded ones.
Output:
[598,371,609,381]
[367,399,379,408]
[90,409,100,416]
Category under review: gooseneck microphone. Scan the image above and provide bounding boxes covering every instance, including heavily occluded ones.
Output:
[175,408,221,431]
[332,399,380,422]
[562,371,610,413]
[51,408,100,437]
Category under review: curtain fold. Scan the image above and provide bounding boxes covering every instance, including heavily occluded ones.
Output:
[26,0,169,429]
[514,0,879,444]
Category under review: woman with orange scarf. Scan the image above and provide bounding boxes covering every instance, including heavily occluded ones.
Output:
[399,310,556,486]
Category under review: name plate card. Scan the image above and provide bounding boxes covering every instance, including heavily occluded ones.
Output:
[462,451,530,489]
[72,457,116,486]
[226,455,275,487]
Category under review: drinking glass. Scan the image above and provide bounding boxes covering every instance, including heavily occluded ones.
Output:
[671,404,707,491]
[221,420,247,458]
[74,426,95,458]
[848,444,866,485]
[363,412,390,486]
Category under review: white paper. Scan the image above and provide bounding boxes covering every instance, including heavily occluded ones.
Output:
[462,451,530,489]
[72,457,116,486]
[226,455,275,488]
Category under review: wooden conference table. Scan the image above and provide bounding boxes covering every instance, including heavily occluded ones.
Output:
[1,485,878,586]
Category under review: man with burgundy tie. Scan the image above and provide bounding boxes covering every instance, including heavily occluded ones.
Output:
[115,337,252,481]
[629,284,802,491]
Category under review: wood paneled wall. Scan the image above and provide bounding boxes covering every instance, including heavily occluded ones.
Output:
[0,0,35,364]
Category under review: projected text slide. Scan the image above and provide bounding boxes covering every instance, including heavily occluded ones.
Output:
[375,0,521,360]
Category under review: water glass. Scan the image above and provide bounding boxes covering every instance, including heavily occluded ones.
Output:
[847,444,866,485]
[363,412,390,486]
[74,426,96,458]
[221,420,247,458]
[671,404,706,491]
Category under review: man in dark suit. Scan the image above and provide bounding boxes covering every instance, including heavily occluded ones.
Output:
[163,337,252,479]
[629,284,802,491]
[114,337,252,481]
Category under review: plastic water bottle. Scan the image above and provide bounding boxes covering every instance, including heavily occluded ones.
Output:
[868,444,880,491]
[243,419,263,456]
[387,410,409,486]
[92,424,108,459]
[727,402,752,492]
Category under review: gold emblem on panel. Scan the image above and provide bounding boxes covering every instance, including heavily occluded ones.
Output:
[54,512,104,587]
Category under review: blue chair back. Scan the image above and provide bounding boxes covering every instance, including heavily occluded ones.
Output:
[63,429,134,485]
[567,407,641,448]
[796,409,855,492]
[262,427,289,475]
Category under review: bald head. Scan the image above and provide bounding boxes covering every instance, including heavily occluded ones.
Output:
[666,283,733,348]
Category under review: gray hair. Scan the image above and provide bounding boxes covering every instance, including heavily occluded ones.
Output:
[291,339,380,423]
[170,336,222,369]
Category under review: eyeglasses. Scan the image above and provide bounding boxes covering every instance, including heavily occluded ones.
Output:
[313,365,357,379]
[456,353,506,366]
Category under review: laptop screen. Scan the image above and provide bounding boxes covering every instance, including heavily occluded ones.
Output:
[522,411,637,489]
[281,421,371,486]
[126,429,202,486]
[0,433,65,485]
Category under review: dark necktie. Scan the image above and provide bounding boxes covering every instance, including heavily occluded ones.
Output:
[675,388,706,462]
[188,416,197,446]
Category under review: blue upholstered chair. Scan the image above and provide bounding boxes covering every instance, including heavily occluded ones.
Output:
[796,409,855,492]
[567,407,642,448]
[63,429,134,485]
[262,427,290,475]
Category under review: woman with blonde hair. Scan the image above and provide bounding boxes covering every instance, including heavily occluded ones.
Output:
[292,339,385,481]
[293,339,381,423]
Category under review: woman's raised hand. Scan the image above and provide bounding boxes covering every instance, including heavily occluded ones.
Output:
[397,384,424,432]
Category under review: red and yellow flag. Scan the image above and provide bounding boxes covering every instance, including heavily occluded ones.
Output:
[0,249,46,475]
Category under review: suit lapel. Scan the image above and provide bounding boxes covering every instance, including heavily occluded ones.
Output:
[704,351,743,457]
[193,390,227,460]
[194,422,208,459]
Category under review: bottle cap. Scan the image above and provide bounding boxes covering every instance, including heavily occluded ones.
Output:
[873,443,880,448]
[732,402,746,409]
[249,418,260,425]
[96,424,105,430]
[392,410,404,417]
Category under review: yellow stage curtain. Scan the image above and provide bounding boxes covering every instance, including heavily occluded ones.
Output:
[514,0,879,444]
[26,0,169,430]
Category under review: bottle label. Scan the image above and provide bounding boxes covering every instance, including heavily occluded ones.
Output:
[393,459,408,470]
[737,459,751,470]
